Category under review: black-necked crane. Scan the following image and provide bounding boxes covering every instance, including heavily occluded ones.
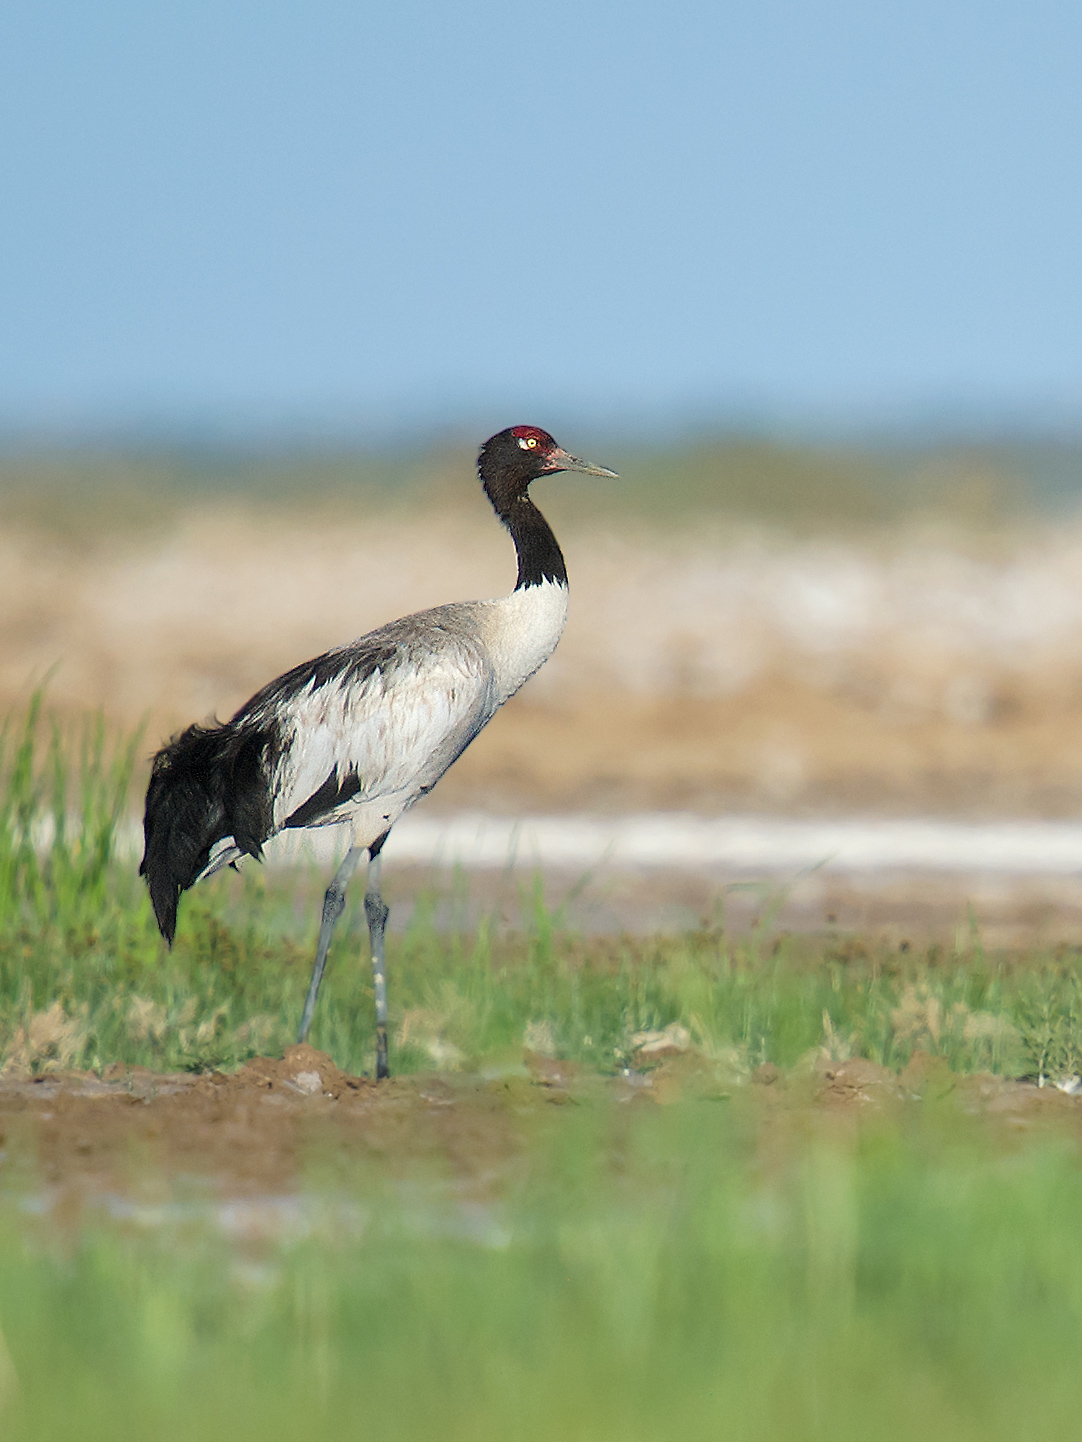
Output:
[140,426,616,1078]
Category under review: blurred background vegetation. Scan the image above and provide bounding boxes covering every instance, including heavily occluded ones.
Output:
[3,431,1079,534]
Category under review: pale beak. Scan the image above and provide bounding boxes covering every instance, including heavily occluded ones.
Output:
[543,447,618,478]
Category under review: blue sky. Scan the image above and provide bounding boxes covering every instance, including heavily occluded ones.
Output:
[2,0,1081,438]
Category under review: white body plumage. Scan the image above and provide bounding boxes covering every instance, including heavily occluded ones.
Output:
[203,580,568,876]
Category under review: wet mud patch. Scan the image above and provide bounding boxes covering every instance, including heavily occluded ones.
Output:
[0,1045,575,1235]
[2,1045,1081,1240]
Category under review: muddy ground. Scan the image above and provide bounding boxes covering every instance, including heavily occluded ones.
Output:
[2,1045,1078,1229]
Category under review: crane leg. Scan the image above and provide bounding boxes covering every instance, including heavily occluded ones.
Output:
[297,845,364,1044]
[364,839,391,1080]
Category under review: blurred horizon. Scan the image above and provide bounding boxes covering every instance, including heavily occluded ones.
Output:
[4,425,1082,527]
[7,407,1082,458]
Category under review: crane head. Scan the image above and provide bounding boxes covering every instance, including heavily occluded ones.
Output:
[478,426,617,509]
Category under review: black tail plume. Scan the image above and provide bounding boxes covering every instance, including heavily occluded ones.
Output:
[140,722,276,944]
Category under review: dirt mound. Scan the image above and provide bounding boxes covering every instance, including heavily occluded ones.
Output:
[218,1044,370,1100]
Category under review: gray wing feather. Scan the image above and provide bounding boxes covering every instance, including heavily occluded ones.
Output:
[249,609,496,834]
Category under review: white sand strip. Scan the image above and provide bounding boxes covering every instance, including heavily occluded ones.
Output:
[257,812,1082,876]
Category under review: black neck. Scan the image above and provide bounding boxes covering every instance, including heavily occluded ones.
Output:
[502,495,567,590]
